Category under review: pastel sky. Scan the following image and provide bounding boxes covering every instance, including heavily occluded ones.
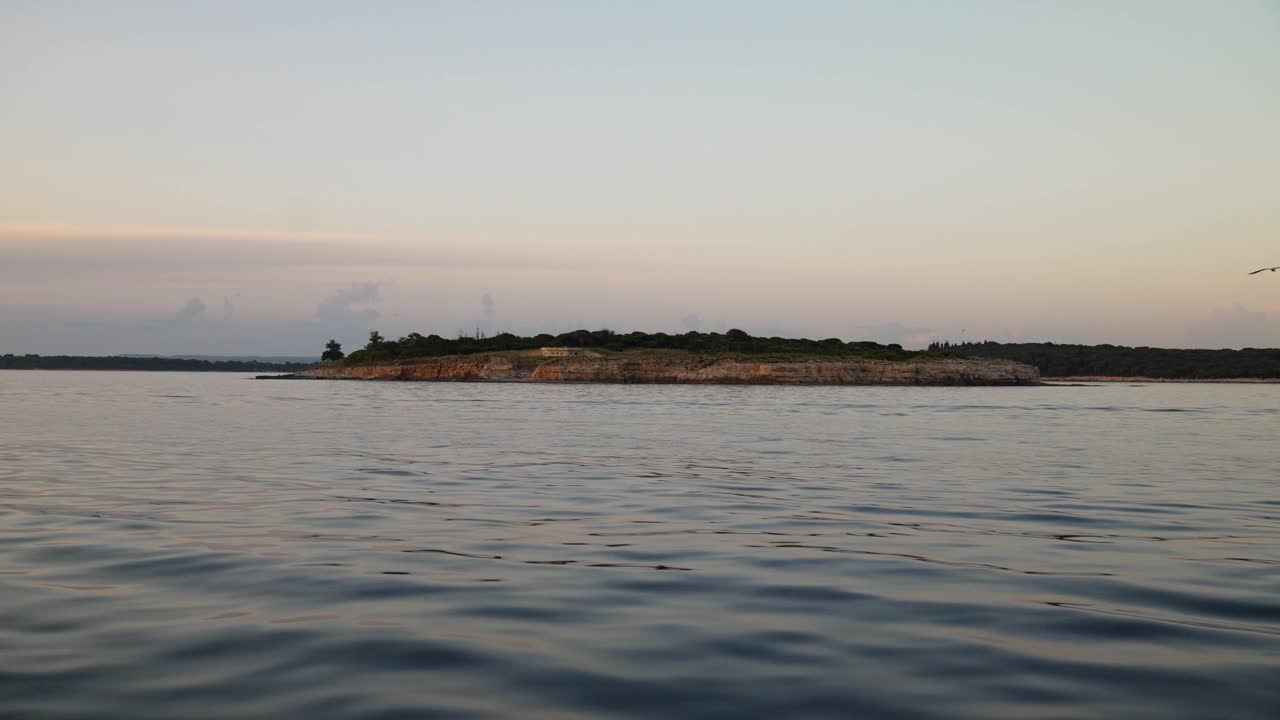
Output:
[3,1,1278,356]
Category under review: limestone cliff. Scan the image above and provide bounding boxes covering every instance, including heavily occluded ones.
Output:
[304,355,1039,385]
[306,355,516,381]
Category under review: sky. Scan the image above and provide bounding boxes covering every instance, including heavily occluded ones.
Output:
[2,0,1279,356]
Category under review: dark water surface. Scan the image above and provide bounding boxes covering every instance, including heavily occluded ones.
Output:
[2,371,1277,719]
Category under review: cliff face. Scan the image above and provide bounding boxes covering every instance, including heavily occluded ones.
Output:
[305,356,1039,386]
[307,356,516,381]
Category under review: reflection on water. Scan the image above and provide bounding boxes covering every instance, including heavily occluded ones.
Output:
[1,371,1277,719]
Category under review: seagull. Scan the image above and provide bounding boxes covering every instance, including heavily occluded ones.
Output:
[1249,266,1279,275]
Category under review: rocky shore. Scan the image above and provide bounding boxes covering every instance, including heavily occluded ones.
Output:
[294,354,1040,385]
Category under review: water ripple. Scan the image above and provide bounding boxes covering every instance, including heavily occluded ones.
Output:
[1,372,1278,719]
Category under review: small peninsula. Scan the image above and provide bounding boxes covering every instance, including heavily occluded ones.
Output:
[289,330,1040,386]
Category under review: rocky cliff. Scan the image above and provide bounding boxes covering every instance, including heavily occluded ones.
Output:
[304,355,1039,385]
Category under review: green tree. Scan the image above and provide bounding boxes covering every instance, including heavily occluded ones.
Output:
[322,339,345,362]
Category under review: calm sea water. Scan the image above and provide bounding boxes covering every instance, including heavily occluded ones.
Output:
[1,371,1277,719]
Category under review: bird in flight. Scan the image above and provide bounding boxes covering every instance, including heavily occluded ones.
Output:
[1248,266,1279,275]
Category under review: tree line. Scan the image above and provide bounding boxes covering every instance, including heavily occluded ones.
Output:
[929,341,1280,379]
[0,355,315,372]
[324,329,924,364]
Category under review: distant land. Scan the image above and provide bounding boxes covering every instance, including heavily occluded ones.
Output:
[337,328,930,364]
[932,341,1280,380]
[6,333,1276,381]
[119,354,319,364]
[277,329,1280,385]
[1,355,314,373]
[293,329,1040,385]
[302,350,1038,385]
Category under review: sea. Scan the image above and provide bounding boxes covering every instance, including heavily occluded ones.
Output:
[1,371,1277,719]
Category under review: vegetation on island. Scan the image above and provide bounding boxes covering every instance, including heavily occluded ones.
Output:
[15,336,1272,379]
[333,329,928,365]
[321,339,346,362]
[931,341,1280,379]
[0,355,315,372]
[328,330,1279,378]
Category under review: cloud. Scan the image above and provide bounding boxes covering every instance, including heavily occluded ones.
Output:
[316,282,381,329]
[0,223,694,278]
[0,223,371,243]
[173,297,207,323]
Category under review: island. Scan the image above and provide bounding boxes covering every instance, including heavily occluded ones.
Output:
[274,330,1041,385]
[931,341,1280,381]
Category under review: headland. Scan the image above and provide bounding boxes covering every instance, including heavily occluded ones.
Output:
[293,350,1039,385]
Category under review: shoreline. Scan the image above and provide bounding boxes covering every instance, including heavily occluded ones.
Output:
[287,354,1041,386]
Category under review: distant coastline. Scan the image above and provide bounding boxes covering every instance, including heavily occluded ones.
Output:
[295,351,1041,386]
[304,329,1280,384]
[0,355,314,373]
[935,341,1279,381]
[292,329,1042,385]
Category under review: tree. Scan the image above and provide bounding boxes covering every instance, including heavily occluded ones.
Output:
[367,330,385,349]
[322,339,345,362]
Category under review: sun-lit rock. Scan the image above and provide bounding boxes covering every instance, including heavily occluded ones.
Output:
[305,355,1039,385]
